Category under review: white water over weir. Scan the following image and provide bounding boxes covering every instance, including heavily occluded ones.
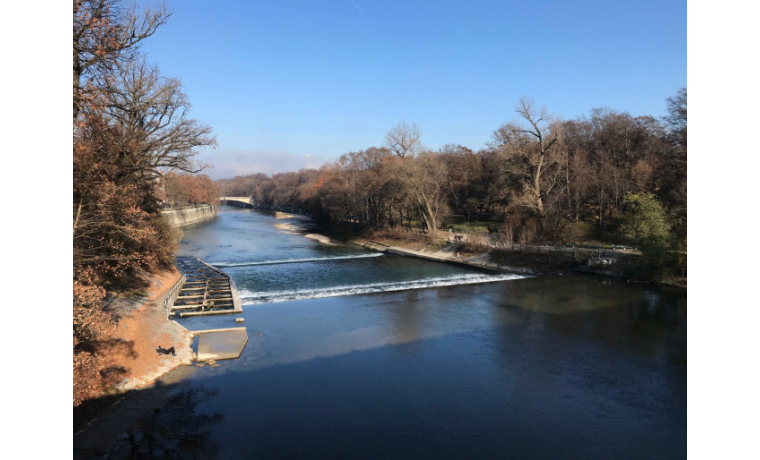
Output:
[238,272,527,305]
[211,253,384,268]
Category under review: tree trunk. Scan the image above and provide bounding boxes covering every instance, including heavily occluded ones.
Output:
[73,50,81,119]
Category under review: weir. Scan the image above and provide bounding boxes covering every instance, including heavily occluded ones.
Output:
[168,257,243,318]
[237,272,525,305]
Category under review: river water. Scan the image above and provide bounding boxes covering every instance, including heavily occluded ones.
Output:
[141,207,687,458]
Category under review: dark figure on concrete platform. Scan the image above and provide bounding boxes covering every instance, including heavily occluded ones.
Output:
[156,346,176,356]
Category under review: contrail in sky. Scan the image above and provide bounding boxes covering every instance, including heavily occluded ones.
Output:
[350,0,365,14]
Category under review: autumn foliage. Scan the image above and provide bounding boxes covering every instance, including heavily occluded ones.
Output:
[73,1,213,406]
[162,172,220,207]
[217,92,686,254]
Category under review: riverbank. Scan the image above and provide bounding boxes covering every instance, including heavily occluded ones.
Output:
[271,212,685,287]
[109,269,195,390]
[352,230,570,275]
[350,229,686,288]
[74,269,195,433]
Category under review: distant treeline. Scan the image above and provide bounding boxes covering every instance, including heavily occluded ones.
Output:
[217,93,686,249]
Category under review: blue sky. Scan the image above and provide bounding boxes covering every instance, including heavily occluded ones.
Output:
[139,0,686,179]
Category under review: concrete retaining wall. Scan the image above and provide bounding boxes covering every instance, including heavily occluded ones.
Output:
[162,205,216,227]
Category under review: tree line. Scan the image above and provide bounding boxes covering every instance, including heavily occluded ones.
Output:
[217,92,686,252]
[160,172,219,208]
[73,0,214,405]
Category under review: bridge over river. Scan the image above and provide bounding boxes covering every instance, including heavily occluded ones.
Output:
[219,196,254,208]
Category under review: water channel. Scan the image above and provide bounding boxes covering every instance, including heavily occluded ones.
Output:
[116,207,687,458]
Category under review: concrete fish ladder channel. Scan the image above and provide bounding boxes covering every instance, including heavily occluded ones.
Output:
[168,256,243,318]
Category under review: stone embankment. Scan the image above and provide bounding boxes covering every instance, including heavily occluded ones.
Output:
[161,204,216,227]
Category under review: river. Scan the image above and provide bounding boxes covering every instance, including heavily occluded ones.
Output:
[115,207,688,458]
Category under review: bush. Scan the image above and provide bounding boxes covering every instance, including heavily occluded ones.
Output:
[619,193,678,280]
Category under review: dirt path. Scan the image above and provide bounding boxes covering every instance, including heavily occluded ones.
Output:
[77,267,195,406]
[106,269,195,391]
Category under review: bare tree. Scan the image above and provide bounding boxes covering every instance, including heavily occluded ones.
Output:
[391,152,449,236]
[103,58,216,178]
[73,0,171,119]
[439,144,486,222]
[660,88,687,244]
[663,88,687,134]
[492,97,561,215]
[385,122,422,158]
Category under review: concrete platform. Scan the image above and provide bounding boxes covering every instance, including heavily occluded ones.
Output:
[196,327,248,362]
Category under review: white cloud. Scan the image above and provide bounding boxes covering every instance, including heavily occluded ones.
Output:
[195,148,332,180]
